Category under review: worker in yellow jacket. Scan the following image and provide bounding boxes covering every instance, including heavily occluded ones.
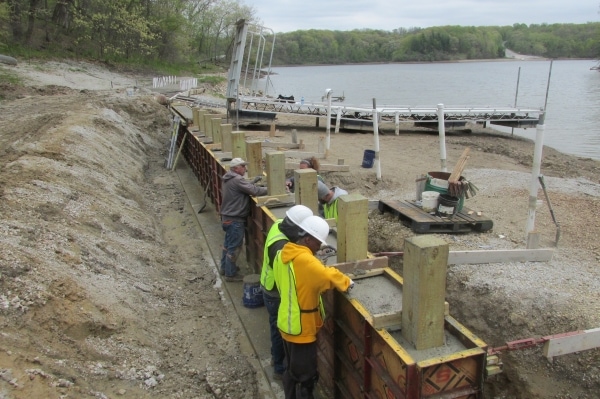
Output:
[273,215,353,399]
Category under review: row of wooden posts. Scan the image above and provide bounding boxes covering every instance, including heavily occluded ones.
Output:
[187,106,373,264]
[184,105,485,370]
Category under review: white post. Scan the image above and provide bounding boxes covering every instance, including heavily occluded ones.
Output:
[373,99,381,180]
[326,89,332,150]
[335,107,341,134]
[395,112,400,136]
[437,103,447,172]
[526,112,546,242]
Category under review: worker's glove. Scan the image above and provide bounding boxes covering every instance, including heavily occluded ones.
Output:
[347,280,355,292]
[316,247,336,263]
[251,176,263,184]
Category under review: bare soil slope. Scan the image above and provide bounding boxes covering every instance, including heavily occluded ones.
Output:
[0,62,259,398]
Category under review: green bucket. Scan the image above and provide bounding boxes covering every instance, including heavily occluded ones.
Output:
[425,171,464,212]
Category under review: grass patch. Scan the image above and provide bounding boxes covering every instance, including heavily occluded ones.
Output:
[0,68,21,85]
[198,75,226,85]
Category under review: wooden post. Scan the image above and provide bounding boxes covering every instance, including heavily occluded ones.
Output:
[192,107,200,130]
[211,118,222,146]
[265,152,286,196]
[197,109,208,134]
[402,235,449,350]
[293,169,318,215]
[269,121,276,137]
[527,231,541,249]
[246,141,263,179]
[203,113,215,141]
[291,129,298,144]
[232,131,246,159]
[337,193,368,262]
[318,136,325,154]
[221,123,233,152]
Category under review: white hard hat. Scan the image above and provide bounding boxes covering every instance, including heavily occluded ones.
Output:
[286,205,313,227]
[299,216,329,244]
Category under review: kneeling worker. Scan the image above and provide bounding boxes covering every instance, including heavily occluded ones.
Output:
[317,181,348,222]
[274,215,353,398]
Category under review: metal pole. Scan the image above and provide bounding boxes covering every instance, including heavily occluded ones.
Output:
[511,67,521,136]
[525,62,552,243]
[373,98,381,180]
[437,104,447,172]
[326,89,332,150]
[543,60,553,113]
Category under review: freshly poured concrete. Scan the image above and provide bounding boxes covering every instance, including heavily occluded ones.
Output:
[348,275,402,315]
[349,274,467,362]
[390,330,468,362]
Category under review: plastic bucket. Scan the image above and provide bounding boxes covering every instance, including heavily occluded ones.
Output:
[421,191,440,212]
[425,171,464,211]
[242,274,264,308]
[415,175,427,201]
[437,194,459,217]
[362,150,375,168]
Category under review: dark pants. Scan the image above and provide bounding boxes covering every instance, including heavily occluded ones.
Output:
[220,220,244,276]
[263,291,285,374]
[282,340,318,399]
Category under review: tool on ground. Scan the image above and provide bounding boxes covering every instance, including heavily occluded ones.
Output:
[538,175,561,246]
[197,184,209,213]
[448,147,475,198]
[171,131,188,171]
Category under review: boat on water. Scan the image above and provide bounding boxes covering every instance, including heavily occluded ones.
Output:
[590,61,600,70]
[321,91,346,102]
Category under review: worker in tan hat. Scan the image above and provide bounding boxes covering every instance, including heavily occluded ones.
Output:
[219,158,267,282]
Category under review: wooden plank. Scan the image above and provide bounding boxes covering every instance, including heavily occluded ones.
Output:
[372,311,402,329]
[285,162,349,172]
[402,235,448,350]
[448,249,554,264]
[263,142,302,149]
[543,328,600,358]
[345,268,385,280]
[333,257,389,274]
[255,193,295,207]
[378,200,493,233]
[270,150,326,159]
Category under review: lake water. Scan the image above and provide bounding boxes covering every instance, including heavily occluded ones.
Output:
[260,60,600,160]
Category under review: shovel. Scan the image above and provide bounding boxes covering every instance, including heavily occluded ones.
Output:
[538,175,561,246]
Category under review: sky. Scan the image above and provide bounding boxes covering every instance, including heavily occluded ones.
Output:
[244,0,599,33]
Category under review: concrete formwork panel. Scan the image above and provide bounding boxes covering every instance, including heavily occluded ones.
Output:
[179,121,489,399]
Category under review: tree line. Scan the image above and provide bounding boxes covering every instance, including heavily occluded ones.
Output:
[270,23,600,65]
[0,0,255,68]
[1,0,599,70]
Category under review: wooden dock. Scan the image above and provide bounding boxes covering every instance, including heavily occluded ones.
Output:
[378,199,493,233]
